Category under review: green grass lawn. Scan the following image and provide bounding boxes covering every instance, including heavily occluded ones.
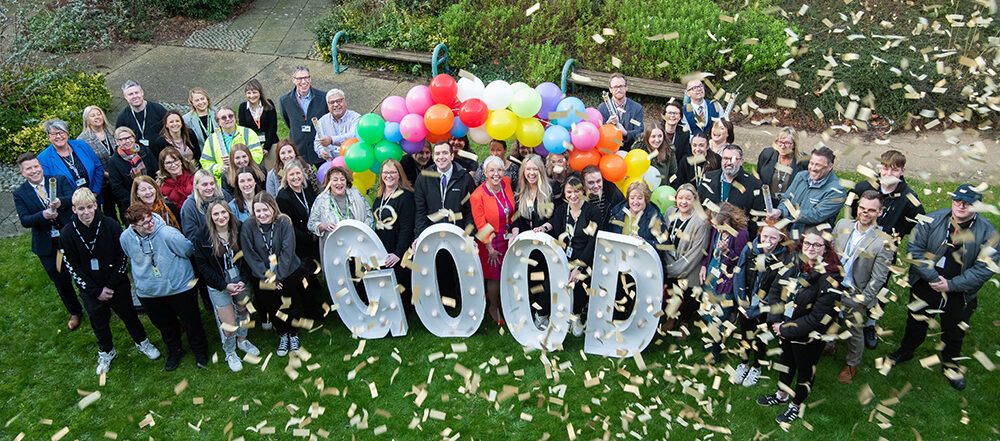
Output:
[2,172,999,440]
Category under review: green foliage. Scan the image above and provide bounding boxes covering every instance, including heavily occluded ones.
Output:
[0,69,111,163]
[160,0,243,20]
[22,0,128,53]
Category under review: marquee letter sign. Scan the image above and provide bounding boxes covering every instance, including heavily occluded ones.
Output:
[499,232,572,351]
[410,223,486,337]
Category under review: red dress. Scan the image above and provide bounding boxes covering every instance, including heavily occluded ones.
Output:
[470,177,514,280]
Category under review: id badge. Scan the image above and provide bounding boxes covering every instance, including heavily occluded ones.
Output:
[76,178,87,187]
[139,139,149,146]
[90,258,100,271]
[227,267,240,281]
[152,267,162,278]
[50,229,60,238]
[301,125,312,133]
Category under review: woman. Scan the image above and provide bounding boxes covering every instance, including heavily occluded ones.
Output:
[546,152,569,203]
[240,193,308,357]
[610,181,663,246]
[228,166,264,222]
[157,147,197,210]
[130,175,181,230]
[474,139,518,187]
[448,135,479,176]
[182,87,218,148]
[276,159,320,263]
[662,183,710,338]
[675,132,720,187]
[109,127,158,215]
[757,227,841,424]
[181,168,229,239]
[549,175,594,336]
[38,119,104,199]
[220,144,265,197]
[238,79,279,153]
[511,154,554,237]
[372,159,416,310]
[152,110,201,162]
[638,122,678,187]
[732,221,789,387]
[708,118,734,154]
[193,201,260,372]
[308,167,374,236]
[401,142,432,184]
[699,202,750,359]
[470,156,515,325]
[266,139,310,197]
[662,100,692,161]
[756,127,808,208]
[77,106,117,219]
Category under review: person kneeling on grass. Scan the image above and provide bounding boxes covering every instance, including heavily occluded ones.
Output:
[756,227,841,425]
[60,188,161,375]
[120,204,210,371]
[194,201,261,372]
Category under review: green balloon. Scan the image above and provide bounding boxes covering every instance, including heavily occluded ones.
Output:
[510,88,542,118]
[356,113,386,144]
[373,140,403,164]
[344,142,375,172]
[651,185,676,215]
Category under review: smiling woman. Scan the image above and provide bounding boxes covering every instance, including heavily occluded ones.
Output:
[307,166,373,236]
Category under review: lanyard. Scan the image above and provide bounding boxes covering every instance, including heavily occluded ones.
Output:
[34,184,50,206]
[197,111,213,137]
[222,240,235,271]
[131,108,147,140]
[136,233,156,267]
[258,223,275,255]
[295,92,310,120]
[99,135,112,156]
[248,102,263,129]
[73,218,102,254]
[293,189,310,211]
[330,195,350,222]
[60,152,82,181]
[221,130,236,155]
[485,183,510,218]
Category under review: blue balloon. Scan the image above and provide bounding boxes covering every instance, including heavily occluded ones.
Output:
[450,116,469,137]
[552,97,585,128]
[542,125,570,154]
[384,122,403,143]
[369,160,382,175]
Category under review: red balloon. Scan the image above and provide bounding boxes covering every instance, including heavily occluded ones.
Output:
[599,152,627,182]
[569,148,601,172]
[425,131,451,143]
[458,98,489,128]
[429,74,458,105]
[596,124,623,154]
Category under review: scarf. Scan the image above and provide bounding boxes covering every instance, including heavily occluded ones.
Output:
[149,199,180,230]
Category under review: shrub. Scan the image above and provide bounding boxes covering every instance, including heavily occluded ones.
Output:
[22,0,127,53]
[160,0,243,20]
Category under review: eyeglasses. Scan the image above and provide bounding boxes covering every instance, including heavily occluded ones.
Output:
[802,241,825,249]
[219,114,235,120]
[382,169,399,175]
[117,135,134,141]
[328,98,345,105]
[721,156,742,163]
[610,84,626,90]
[293,76,311,82]
[952,200,972,208]
[777,140,794,146]
[135,216,155,228]
[49,131,68,138]
[687,84,704,92]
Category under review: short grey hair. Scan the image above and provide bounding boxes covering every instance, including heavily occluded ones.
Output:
[43,119,69,134]
[326,89,345,101]
[482,155,504,171]
[721,144,743,158]
[121,80,140,93]
[293,65,310,75]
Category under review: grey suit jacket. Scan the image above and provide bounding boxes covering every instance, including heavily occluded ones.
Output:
[182,109,219,149]
[663,206,710,287]
[833,218,894,308]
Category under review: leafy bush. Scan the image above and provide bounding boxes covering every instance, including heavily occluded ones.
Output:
[160,0,244,20]
[0,70,111,163]
[21,0,128,53]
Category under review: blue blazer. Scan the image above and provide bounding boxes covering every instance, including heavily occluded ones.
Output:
[13,174,75,256]
[37,139,104,200]
[682,100,720,135]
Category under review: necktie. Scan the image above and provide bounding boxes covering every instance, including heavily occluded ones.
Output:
[440,174,448,203]
[35,184,49,206]
[697,106,705,123]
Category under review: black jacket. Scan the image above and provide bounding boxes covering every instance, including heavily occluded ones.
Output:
[697,168,764,238]
[755,147,808,205]
[373,188,416,257]
[676,150,721,187]
[108,148,159,208]
[150,128,201,162]
[401,154,433,185]
[279,88,327,165]
[568,201,604,266]
[276,185,320,262]
[59,212,129,296]
[238,99,279,150]
[850,177,924,239]
[239,216,301,282]
[115,102,168,145]
[765,259,841,343]
[413,162,475,236]
[13,174,74,256]
[193,225,251,292]
[668,127,693,163]
[513,196,553,233]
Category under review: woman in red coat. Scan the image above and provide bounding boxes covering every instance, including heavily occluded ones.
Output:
[157,146,196,209]
[471,155,515,324]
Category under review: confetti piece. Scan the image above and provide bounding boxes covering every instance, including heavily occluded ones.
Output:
[51,427,69,440]
[174,379,188,395]
[78,391,100,409]
[525,2,539,15]
[591,34,605,44]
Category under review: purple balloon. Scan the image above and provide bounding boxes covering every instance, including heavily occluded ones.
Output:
[535,82,563,120]
[584,107,604,125]
[401,139,425,154]
[381,95,408,123]
[450,116,469,137]
[533,146,548,157]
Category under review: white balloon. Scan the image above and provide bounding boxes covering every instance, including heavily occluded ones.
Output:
[456,77,485,102]
[615,150,627,158]
[482,80,513,111]
[468,126,492,144]
[642,167,662,189]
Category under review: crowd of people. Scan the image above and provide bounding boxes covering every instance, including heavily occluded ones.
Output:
[12,67,998,425]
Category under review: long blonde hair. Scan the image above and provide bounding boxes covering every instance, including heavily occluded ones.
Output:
[204,200,241,257]
[80,106,111,138]
[516,154,552,218]
[193,168,225,212]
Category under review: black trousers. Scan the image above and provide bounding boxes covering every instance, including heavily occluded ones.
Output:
[138,289,208,357]
[899,281,977,366]
[100,184,120,222]
[79,280,148,353]
[256,269,306,336]
[667,278,699,324]
[737,313,767,367]
[778,339,825,406]
[527,249,552,318]
[38,252,82,316]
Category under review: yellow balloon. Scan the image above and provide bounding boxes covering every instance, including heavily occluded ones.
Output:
[624,149,651,178]
[485,109,517,140]
[354,170,377,194]
[515,117,544,147]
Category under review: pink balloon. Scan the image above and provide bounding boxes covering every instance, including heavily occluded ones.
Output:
[380,96,408,123]
[399,113,428,142]
[333,156,347,168]
[571,122,600,151]
[405,85,434,115]
[584,107,604,125]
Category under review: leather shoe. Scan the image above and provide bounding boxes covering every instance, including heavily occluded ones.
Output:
[837,365,858,383]
[822,343,836,356]
[67,314,81,331]
[948,377,966,391]
[863,325,878,349]
[888,350,913,364]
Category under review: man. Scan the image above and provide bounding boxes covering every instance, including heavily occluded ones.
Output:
[596,73,643,151]
[13,152,82,330]
[697,144,764,239]
[413,141,475,237]
[120,205,210,371]
[682,79,721,135]
[888,185,999,390]
[831,191,894,383]
[850,149,925,349]
[60,188,161,375]
[199,107,263,182]
[767,147,846,233]
[115,80,168,149]
[280,66,328,165]
[314,89,361,162]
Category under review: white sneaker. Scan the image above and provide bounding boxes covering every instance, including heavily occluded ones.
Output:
[571,320,584,337]
[225,352,243,372]
[261,322,273,331]
[733,363,749,384]
[289,335,301,352]
[743,366,762,386]
[533,314,550,329]
[237,339,260,356]
[135,339,161,360]
[96,349,117,375]
[276,334,290,357]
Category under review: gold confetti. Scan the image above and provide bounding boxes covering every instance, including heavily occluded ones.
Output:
[77,391,100,409]
[525,2,539,15]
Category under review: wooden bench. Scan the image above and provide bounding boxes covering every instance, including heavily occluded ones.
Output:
[560,59,686,99]
[331,31,450,77]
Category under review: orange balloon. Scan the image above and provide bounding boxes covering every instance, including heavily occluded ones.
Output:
[424,104,455,135]
[425,131,451,143]
[595,124,623,155]
[340,138,359,157]
[599,153,627,182]
[569,148,601,172]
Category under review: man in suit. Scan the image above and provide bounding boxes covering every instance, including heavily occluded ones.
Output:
[831,191,894,383]
[697,144,764,240]
[13,152,82,330]
[596,73,643,151]
[279,66,327,165]
[115,80,167,149]
[413,141,475,238]
[682,79,720,135]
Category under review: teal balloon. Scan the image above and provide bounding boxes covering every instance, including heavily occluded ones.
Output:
[651,185,676,215]
[344,142,375,172]
[357,113,386,144]
[373,140,403,164]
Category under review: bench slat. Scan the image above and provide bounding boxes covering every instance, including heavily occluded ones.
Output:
[340,43,430,64]
[570,68,685,98]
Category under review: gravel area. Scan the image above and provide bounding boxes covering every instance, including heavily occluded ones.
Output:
[183,22,254,52]
[1,163,22,191]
